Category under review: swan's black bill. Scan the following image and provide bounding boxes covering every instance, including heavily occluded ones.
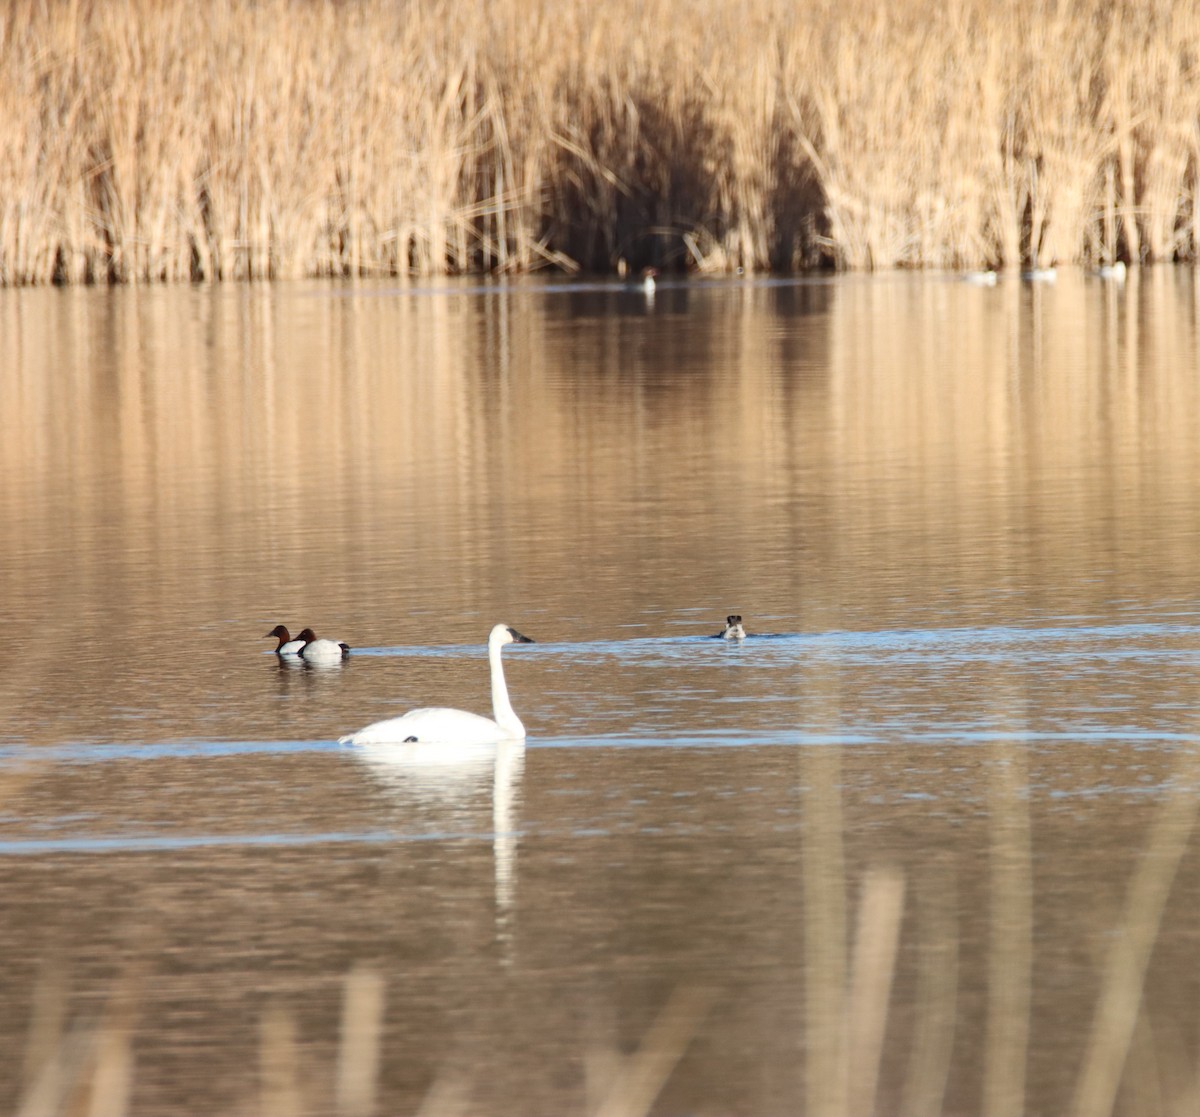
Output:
[508,626,534,643]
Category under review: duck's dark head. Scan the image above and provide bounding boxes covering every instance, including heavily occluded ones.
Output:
[265,624,291,642]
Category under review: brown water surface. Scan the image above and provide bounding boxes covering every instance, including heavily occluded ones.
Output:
[2,271,1200,1115]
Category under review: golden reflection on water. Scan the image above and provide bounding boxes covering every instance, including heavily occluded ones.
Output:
[1,273,1198,643]
[2,272,1200,1114]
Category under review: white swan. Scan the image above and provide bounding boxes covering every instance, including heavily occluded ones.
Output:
[718,614,747,640]
[339,623,534,745]
[297,627,350,664]
[265,624,306,658]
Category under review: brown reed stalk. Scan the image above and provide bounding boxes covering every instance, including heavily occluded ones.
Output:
[589,985,713,1117]
[336,966,386,1117]
[845,868,906,1117]
[1070,758,1200,1117]
[259,1004,303,1117]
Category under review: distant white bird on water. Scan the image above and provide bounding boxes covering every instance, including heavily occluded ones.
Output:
[339,623,534,745]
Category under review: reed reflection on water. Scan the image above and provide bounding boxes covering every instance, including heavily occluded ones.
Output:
[1,272,1200,1114]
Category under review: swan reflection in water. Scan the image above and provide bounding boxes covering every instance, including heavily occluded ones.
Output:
[353,738,525,942]
[343,623,536,946]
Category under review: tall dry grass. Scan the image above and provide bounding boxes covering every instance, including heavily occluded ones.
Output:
[1,0,1199,283]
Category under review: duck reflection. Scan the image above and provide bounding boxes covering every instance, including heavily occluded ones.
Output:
[352,739,525,936]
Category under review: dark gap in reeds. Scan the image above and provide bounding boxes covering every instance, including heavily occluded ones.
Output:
[4,0,1200,285]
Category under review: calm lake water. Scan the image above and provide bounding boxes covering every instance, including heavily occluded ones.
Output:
[2,270,1200,1115]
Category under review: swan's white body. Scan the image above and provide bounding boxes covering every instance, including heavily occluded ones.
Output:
[719,614,746,640]
[340,623,533,745]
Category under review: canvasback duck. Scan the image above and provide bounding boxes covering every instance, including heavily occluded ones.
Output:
[298,628,351,664]
[265,624,306,658]
[340,623,534,745]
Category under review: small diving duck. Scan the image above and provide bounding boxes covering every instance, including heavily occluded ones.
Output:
[297,628,351,664]
[265,624,306,658]
[718,614,747,640]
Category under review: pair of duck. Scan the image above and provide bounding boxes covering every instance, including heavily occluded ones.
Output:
[265,625,351,665]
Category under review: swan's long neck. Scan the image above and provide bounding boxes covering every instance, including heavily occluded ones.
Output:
[489,637,525,737]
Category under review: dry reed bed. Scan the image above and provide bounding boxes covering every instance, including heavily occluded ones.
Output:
[1,0,1199,283]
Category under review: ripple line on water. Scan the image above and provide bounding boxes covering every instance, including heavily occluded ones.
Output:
[3,723,1197,771]
[0,738,342,766]
[0,827,503,856]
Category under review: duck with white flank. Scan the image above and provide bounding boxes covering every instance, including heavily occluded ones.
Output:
[265,624,306,658]
[298,628,351,664]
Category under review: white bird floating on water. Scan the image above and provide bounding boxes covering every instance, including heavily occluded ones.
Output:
[339,623,534,745]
